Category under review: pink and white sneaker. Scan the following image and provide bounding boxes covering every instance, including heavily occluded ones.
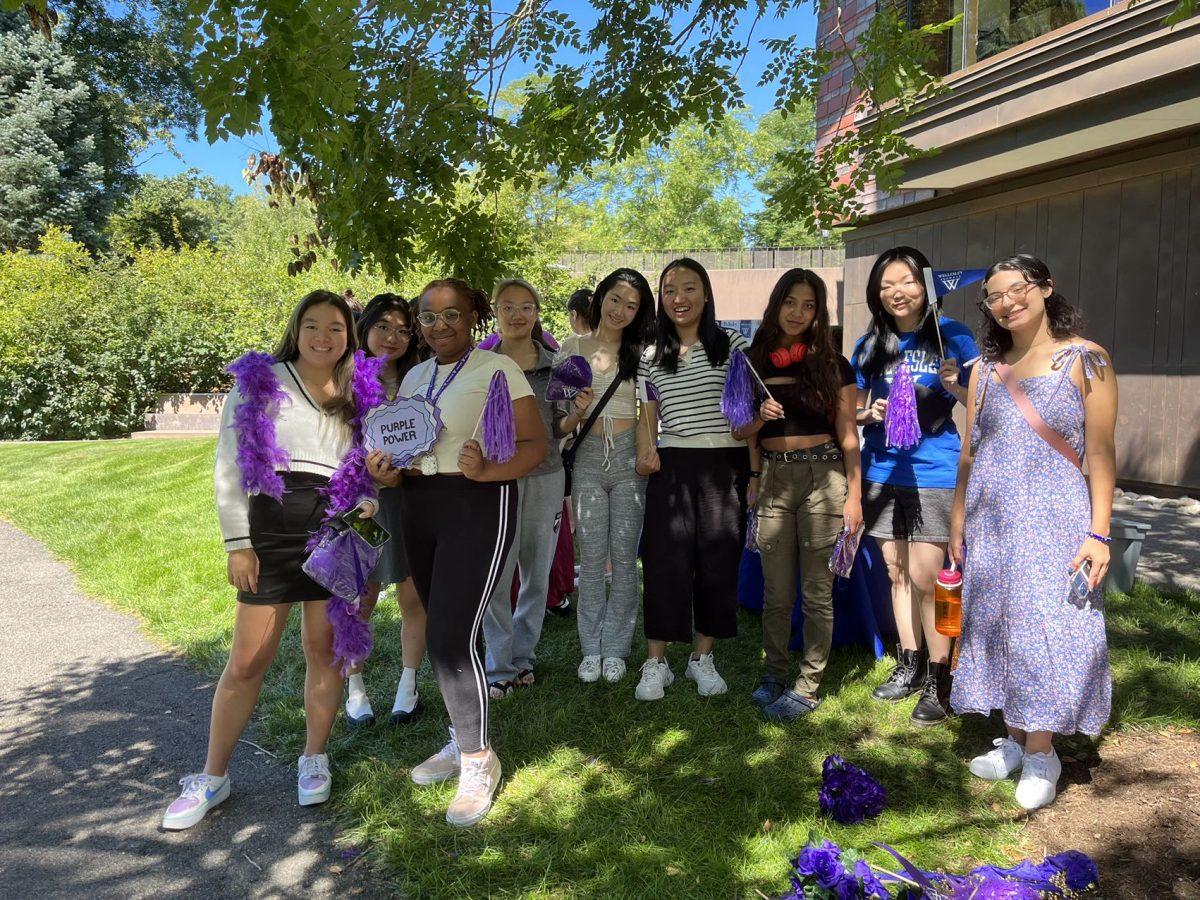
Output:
[298,753,332,806]
[161,773,230,830]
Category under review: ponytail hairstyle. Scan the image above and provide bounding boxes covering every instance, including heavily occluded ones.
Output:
[568,288,595,331]
[855,246,942,381]
[588,267,656,379]
[979,254,1082,360]
[274,289,360,423]
[357,292,420,380]
[492,277,553,350]
[652,257,730,373]
[748,268,842,417]
[418,277,493,339]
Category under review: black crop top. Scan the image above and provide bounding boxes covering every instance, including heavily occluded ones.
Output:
[758,353,855,440]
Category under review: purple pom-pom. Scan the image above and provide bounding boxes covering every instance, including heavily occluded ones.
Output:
[721,349,758,429]
[546,355,593,401]
[325,595,373,676]
[481,370,517,463]
[226,352,290,501]
[818,754,886,825]
[884,360,921,450]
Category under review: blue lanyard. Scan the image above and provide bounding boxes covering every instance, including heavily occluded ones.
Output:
[427,351,471,406]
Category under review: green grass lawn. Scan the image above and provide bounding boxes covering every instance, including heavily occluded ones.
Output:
[1,439,1196,898]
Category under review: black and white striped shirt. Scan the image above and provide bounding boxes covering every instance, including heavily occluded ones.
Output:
[638,329,749,449]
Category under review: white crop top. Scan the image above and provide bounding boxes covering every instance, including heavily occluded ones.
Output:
[398,350,533,474]
[555,335,639,419]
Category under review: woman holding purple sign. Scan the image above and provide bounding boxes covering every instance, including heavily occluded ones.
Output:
[341,294,427,730]
[397,278,547,828]
[555,269,656,685]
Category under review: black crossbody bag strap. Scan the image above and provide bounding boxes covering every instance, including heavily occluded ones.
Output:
[562,373,625,467]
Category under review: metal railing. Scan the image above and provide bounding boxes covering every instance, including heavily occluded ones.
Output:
[556,246,845,276]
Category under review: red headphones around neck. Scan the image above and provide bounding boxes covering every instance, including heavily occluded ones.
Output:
[770,342,809,368]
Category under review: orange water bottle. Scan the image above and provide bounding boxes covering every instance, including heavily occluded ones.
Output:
[934,562,963,637]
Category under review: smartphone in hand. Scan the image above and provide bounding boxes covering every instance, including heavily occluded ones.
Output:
[340,509,391,548]
[1067,560,1092,609]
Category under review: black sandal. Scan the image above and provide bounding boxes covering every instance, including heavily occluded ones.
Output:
[488,680,515,700]
[517,668,535,687]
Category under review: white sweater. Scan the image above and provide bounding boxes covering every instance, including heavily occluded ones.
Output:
[214,361,353,551]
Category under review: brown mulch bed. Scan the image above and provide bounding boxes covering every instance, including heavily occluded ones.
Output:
[1019,729,1200,899]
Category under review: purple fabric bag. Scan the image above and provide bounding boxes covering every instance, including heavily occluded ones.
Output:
[828,524,864,579]
[302,527,381,601]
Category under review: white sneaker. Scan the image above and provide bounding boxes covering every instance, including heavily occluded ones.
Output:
[297,753,332,806]
[411,730,461,785]
[1015,749,1062,810]
[344,674,375,727]
[685,652,728,697]
[161,773,230,830]
[577,655,602,683]
[634,658,674,701]
[602,657,626,683]
[445,749,502,827]
[969,737,1024,780]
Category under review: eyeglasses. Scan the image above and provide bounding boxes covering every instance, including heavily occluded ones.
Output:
[981,281,1039,309]
[497,303,537,318]
[416,309,464,327]
[371,323,412,340]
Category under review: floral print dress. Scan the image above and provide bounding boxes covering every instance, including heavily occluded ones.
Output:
[950,344,1112,736]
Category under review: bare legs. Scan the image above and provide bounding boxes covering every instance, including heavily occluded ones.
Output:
[647,632,713,663]
[353,577,426,671]
[204,600,342,776]
[879,539,951,663]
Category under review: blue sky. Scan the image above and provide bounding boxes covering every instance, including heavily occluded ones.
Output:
[140,2,817,192]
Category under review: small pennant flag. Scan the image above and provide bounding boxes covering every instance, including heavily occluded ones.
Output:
[924,267,988,299]
[638,376,659,404]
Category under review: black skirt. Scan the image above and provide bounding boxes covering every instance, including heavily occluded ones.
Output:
[237,471,332,605]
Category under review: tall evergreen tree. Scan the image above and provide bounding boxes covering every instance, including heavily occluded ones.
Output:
[0,15,106,251]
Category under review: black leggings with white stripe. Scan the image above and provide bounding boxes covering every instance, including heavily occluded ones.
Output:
[402,475,517,753]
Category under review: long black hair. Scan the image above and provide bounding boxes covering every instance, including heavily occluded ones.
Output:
[855,246,943,380]
[748,268,842,417]
[979,254,1082,361]
[588,267,656,379]
[652,257,730,373]
[357,292,421,379]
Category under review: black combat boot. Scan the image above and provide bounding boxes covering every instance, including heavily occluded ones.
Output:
[871,645,927,702]
[910,661,952,726]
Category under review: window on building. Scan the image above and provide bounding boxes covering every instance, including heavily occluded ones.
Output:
[896,0,1119,75]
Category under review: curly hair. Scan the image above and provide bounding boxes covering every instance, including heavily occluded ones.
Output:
[418,278,493,338]
[979,255,1083,360]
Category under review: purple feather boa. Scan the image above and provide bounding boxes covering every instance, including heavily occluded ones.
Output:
[226,352,291,501]
[225,350,386,675]
[885,360,921,450]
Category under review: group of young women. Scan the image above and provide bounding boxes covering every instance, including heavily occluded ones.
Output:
[161,247,1117,833]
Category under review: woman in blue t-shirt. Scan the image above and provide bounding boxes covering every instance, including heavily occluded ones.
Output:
[850,246,980,727]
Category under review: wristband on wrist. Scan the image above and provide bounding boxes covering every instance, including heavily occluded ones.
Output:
[1087,531,1111,544]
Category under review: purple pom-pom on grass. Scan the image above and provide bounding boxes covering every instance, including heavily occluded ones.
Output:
[884,361,921,450]
[818,754,886,825]
[481,370,517,463]
[722,349,758,429]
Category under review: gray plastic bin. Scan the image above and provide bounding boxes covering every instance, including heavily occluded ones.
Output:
[1104,517,1152,595]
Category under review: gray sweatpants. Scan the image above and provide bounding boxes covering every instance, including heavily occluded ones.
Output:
[483,467,566,683]
[573,428,646,660]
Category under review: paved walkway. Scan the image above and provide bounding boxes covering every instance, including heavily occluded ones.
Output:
[1111,494,1200,593]
[0,520,386,899]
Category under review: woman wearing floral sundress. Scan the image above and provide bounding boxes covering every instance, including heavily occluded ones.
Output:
[949,254,1118,811]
